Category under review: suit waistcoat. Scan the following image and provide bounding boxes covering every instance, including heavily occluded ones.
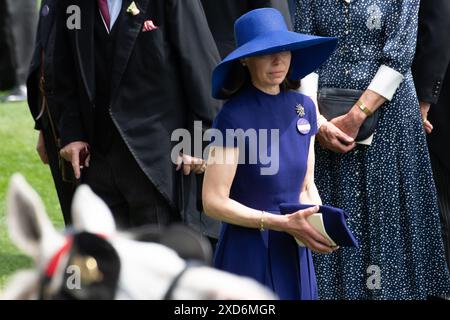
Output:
[93,2,123,154]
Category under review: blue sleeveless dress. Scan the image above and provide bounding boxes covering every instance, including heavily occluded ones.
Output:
[211,85,318,300]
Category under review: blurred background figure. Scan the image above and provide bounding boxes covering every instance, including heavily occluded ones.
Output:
[287,0,296,23]
[200,0,292,58]
[412,0,450,271]
[0,0,17,91]
[1,0,38,102]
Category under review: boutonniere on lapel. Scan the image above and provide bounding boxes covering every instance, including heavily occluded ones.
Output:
[127,1,140,16]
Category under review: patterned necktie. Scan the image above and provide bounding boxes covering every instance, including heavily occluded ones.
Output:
[98,0,111,32]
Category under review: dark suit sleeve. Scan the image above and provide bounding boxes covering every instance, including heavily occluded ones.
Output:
[25,0,45,131]
[166,0,222,127]
[27,0,56,132]
[267,0,293,30]
[412,0,450,105]
[249,0,293,30]
[53,0,86,147]
[26,40,43,131]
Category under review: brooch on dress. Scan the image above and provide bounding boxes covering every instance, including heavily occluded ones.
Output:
[295,104,305,117]
[295,103,311,135]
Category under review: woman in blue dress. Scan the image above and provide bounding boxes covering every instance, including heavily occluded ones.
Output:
[295,0,450,299]
[202,8,338,300]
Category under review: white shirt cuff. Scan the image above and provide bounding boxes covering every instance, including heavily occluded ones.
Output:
[368,65,404,101]
[299,72,319,97]
[298,73,325,128]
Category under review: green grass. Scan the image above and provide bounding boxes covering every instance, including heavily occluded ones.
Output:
[0,99,64,290]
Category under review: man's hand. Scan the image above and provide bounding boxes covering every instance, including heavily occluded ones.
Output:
[176,153,206,175]
[317,121,356,154]
[59,141,90,179]
[36,131,49,164]
[420,101,433,134]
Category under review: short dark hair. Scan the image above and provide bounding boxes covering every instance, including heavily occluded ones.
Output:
[219,62,301,99]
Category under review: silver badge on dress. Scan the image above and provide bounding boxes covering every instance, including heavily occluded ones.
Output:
[295,104,310,135]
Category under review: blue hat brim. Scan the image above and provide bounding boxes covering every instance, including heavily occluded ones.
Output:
[212,31,338,99]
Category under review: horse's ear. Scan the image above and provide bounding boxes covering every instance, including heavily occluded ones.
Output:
[71,185,116,236]
[6,174,62,261]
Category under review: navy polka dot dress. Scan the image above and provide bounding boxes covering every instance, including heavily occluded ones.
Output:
[295,0,450,299]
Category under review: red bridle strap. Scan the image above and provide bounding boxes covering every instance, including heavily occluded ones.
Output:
[45,237,73,278]
[44,233,108,278]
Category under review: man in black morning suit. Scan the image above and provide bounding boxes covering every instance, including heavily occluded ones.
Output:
[54,0,222,231]
[412,0,450,270]
[27,0,75,225]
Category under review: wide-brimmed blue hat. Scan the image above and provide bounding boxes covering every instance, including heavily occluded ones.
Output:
[212,8,338,99]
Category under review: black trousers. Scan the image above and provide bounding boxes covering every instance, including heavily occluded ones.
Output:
[42,127,76,225]
[431,151,450,271]
[82,128,180,230]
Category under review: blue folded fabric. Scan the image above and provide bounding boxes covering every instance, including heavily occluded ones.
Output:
[279,203,359,248]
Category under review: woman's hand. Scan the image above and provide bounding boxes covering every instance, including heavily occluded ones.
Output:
[283,206,338,254]
[331,105,366,141]
[176,153,206,175]
[317,121,356,153]
[420,101,433,134]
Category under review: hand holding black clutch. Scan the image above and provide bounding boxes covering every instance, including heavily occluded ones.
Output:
[318,88,380,142]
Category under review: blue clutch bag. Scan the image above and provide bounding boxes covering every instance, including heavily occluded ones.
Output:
[279,203,359,248]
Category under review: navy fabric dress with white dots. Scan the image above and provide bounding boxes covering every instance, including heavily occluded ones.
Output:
[295,0,450,299]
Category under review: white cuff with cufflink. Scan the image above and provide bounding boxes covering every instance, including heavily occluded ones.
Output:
[368,64,404,101]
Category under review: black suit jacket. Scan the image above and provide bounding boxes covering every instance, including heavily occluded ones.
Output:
[26,0,75,224]
[27,0,58,132]
[54,0,222,211]
[201,0,293,58]
[412,0,450,172]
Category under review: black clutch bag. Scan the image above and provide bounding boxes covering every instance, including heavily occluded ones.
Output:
[318,88,380,141]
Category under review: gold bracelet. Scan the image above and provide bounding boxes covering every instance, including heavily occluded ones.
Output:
[356,100,373,117]
[259,211,265,231]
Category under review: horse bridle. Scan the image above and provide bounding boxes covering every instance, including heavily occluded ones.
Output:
[162,260,203,300]
[39,232,205,300]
